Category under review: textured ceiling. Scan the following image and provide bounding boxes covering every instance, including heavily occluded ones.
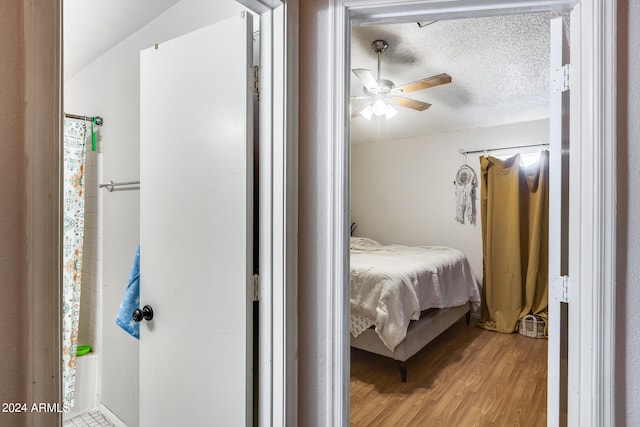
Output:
[64,3,562,143]
[350,13,564,144]
[64,0,182,81]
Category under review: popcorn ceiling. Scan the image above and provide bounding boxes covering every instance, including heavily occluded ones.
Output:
[351,12,569,144]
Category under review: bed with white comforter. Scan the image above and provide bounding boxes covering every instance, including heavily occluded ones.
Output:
[350,237,480,353]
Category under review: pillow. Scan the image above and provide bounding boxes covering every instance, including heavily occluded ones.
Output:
[350,237,382,251]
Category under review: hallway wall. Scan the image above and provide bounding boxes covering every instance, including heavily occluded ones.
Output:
[0,1,24,425]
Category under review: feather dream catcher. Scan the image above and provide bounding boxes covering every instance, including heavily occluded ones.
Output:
[454,164,477,225]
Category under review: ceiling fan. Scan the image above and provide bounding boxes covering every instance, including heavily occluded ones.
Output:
[351,39,452,120]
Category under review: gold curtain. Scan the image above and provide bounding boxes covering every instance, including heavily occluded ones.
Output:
[478,152,549,333]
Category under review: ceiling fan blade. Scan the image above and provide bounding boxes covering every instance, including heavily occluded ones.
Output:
[352,68,379,91]
[389,96,432,111]
[394,73,452,94]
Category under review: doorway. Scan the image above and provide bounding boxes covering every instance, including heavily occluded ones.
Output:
[293,0,615,425]
[348,12,556,425]
[61,2,266,426]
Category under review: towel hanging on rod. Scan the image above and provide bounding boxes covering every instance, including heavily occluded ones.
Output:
[116,244,141,339]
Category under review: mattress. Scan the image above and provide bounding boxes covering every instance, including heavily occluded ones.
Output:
[350,237,480,351]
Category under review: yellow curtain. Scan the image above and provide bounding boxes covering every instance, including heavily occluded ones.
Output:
[478,152,549,333]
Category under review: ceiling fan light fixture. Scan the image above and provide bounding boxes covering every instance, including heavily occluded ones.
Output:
[360,104,374,120]
[372,99,388,116]
[384,105,398,120]
[359,101,397,120]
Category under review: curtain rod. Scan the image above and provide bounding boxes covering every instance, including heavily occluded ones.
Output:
[98,180,140,192]
[459,143,549,156]
[64,113,103,126]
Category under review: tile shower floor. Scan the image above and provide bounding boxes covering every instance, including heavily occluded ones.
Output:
[63,410,113,427]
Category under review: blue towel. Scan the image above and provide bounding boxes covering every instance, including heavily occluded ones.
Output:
[116,244,140,339]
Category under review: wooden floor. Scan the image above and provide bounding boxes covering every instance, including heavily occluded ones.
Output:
[350,318,547,427]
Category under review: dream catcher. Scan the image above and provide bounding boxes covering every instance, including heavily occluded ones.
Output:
[454,164,477,225]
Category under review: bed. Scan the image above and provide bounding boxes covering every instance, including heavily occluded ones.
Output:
[350,237,481,381]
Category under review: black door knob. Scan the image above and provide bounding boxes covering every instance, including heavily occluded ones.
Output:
[132,305,154,322]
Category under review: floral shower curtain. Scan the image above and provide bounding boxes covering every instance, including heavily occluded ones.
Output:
[62,119,88,408]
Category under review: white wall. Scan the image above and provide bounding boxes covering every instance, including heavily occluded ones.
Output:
[64,1,247,425]
[351,119,549,283]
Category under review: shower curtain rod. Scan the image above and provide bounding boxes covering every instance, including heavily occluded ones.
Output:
[459,143,549,156]
[64,113,103,126]
[98,180,140,192]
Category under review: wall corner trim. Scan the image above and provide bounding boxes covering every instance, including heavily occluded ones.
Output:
[23,0,63,424]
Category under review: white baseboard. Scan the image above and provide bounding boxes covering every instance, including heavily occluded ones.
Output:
[98,403,128,427]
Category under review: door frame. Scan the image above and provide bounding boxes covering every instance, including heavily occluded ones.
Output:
[299,0,616,425]
[23,0,296,425]
[239,1,299,425]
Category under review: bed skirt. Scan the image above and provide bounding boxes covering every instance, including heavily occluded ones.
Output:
[350,303,471,362]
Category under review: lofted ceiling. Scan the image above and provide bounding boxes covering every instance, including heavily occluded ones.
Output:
[350,13,562,144]
[64,0,182,81]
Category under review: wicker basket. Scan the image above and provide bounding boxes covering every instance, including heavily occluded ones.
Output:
[518,314,545,339]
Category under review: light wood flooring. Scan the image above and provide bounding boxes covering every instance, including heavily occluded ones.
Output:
[350,318,547,426]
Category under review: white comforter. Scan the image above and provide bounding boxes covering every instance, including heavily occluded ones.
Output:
[350,237,480,351]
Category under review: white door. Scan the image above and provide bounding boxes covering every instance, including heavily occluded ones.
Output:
[548,15,570,427]
[139,13,254,426]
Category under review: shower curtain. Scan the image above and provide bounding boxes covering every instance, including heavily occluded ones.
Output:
[478,152,549,334]
[62,119,88,407]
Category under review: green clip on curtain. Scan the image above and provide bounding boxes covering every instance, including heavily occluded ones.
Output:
[63,114,101,151]
[91,117,97,152]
